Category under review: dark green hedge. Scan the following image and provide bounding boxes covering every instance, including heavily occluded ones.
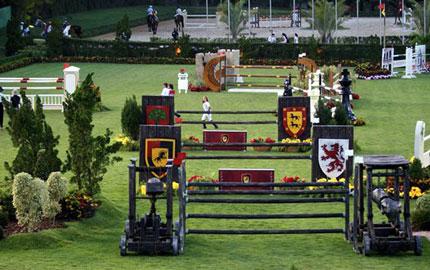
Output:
[62,38,409,65]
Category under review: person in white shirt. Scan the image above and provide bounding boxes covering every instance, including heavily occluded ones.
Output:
[267,33,276,43]
[281,33,289,43]
[293,33,299,44]
[202,96,218,129]
[161,83,170,96]
[0,86,5,129]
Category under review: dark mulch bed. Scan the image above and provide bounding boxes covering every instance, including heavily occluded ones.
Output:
[5,219,66,236]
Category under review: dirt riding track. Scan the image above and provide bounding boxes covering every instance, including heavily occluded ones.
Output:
[95,17,413,42]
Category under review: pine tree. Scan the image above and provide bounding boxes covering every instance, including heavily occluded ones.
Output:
[121,95,141,140]
[334,102,350,125]
[315,98,332,125]
[4,94,62,182]
[5,17,24,56]
[63,73,121,195]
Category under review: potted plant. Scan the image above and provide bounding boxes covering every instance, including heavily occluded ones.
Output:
[187,175,218,191]
[280,138,301,152]
[182,136,201,151]
[250,137,275,152]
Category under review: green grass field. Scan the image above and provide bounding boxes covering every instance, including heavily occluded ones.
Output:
[0,63,429,269]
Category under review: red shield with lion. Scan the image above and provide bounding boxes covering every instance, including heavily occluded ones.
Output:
[318,139,349,178]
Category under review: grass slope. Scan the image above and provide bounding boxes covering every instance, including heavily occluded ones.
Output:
[0,63,429,269]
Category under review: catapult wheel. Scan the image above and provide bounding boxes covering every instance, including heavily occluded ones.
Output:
[175,221,185,254]
[119,234,127,256]
[362,233,371,256]
[172,235,179,256]
[414,236,423,256]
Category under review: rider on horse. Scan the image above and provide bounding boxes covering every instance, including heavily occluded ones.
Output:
[174,6,184,30]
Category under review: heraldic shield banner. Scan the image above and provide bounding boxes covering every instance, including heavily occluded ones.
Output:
[283,107,307,138]
[145,138,176,179]
[318,139,349,179]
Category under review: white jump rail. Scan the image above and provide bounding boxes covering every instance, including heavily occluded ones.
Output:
[382,45,427,79]
[414,121,430,167]
[183,11,217,29]
[0,66,79,111]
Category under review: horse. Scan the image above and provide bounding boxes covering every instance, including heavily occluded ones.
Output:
[174,15,184,31]
[147,14,159,35]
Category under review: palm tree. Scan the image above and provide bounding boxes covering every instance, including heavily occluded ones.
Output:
[218,0,247,41]
[411,0,430,36]
[308,0,345,43]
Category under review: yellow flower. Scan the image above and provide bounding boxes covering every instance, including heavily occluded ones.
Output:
[172,182,179,190]
[317,178,327,183]
[409,156,416,163]
[140,185,146,196]
[349,183,354,190]
[338,178,346,183]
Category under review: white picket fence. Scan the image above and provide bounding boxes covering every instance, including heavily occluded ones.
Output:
[2,94,65,111]
[0,66,79,111]
[414,121,430,167]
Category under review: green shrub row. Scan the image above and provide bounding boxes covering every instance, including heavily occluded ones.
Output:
[62,38,410,65]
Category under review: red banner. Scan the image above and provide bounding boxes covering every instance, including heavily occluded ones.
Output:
[219,169,274,190]
[203,130,247,151]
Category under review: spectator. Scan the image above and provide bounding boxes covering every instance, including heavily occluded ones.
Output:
[11,89,20,109]
[161,83,170,96]
[168,83,175,96]
[172,28,179,41]
[281,33,289,43]
[293,33,299,44]
[0,86,4,129]
[267,33,277,43]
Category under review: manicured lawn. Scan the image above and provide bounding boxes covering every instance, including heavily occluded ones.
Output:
[0,63,429,269]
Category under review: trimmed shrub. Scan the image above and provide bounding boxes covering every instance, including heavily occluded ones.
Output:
[43,172,68,222]
[0,207,8,227]
[412,193,430,230]
[5,17,24,56]
[12,173,48,232]
[46,20,64,57]
[121,95,141,141]
[116,15,132,42]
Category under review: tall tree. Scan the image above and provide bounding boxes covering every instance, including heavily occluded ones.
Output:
[308,0,345,43]
[10,0,52,19]
[218,0,247,41]
[411,0,430,36]
[63,74,121,195]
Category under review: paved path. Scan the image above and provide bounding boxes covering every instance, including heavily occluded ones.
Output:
[95,17,414,42]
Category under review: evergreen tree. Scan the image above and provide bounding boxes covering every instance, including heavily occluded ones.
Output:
[46,20,64,57]
[334,102,350,125]
[4,94,62,182]
[115,14,132,41]
[315,98,332,125]
[121,95,141,140]
[5,17,24,56]
[63,73,121,195]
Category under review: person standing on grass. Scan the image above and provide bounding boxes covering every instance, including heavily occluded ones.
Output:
[0,86,5,129]
[161,82,170,96]
[168,83,175,96]
[202,96,218,129]
[11,89,21,109]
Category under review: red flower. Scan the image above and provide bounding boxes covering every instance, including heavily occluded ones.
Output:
[352,93,360,100]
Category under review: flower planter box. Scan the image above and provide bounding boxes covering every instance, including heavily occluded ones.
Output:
[253,146,272,152]
[285,146,300,152]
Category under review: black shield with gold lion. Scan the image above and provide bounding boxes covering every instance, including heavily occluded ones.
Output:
[145,138,176,180]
